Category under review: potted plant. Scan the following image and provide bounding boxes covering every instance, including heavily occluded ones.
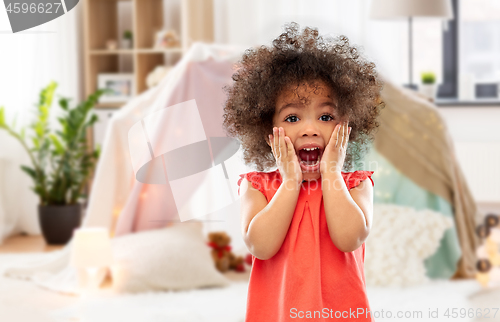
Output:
[0,82,106,244]
[122,30,133,49]
[420,71,438,101]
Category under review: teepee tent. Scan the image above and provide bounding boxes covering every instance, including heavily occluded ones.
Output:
[3,42,480,295]
[361,81,483,279]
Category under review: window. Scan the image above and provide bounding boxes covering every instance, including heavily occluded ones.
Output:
[439,0,500,99]
[438,0,459,98]
[460,0,500,98]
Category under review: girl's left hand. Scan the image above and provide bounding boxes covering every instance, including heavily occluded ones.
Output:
[320,121,351,175]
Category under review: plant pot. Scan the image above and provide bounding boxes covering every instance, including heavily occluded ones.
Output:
[121,39,132,49]
[419,83,438,100]
[38,203,82,245]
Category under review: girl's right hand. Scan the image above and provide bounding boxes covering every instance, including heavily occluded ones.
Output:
[269,127,303,186]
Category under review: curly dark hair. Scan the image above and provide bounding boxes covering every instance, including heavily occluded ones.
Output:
[222,22,385,172]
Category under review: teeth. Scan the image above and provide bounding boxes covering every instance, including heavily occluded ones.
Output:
[300,160,319,166]
[302,147,319,151]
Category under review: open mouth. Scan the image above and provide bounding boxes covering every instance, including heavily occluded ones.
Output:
[297,146,323,172]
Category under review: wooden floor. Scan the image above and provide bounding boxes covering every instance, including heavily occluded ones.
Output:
[0,234,64,254]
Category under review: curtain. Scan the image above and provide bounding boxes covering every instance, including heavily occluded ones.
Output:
[213,0,408,85]
[0,5,83,242]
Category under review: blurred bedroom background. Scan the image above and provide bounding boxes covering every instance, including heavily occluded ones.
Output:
[0,0,500,321]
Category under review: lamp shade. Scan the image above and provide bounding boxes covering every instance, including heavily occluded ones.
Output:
[370,0,453,19]
[70,227,113,268]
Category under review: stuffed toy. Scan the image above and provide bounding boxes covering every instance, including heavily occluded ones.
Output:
[207,232,245,273]
[154,29,180,49]
[228,252,245,272]
[475,213,500,288]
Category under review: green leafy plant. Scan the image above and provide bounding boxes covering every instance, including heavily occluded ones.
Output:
[123,30,133,40]
[0,81,107,206]
[421,71,436,84]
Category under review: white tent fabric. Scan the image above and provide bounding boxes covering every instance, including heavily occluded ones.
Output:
[2,42,256,295]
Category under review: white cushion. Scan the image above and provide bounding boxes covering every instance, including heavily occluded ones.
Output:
[110,222,231,293]
[365,203,454,287]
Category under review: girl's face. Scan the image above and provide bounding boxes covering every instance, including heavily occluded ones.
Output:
[268,80,342,181]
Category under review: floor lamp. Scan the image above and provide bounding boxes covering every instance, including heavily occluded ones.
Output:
[369,0,454,91]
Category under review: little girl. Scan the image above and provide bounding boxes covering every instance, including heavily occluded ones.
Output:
[222,23,384,322]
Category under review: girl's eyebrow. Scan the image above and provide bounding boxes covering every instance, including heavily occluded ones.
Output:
[278,101,337,114]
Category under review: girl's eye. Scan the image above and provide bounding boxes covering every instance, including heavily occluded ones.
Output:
[285,114,334,122]
[285,115,298,123]
[320,114,334,121]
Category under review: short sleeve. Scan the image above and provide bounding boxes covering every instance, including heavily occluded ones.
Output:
[344,171,374,190]
[237,172,266,197]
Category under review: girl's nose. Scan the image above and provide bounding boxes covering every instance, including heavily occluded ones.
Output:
[300,119,319,137]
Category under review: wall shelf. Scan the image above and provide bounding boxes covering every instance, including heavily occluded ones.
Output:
[89,49,135,55]
[135,47,183,54]
[82,0,214,203]
[83,0,214,108]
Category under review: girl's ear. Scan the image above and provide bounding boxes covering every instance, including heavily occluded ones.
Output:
[265,135,271,147]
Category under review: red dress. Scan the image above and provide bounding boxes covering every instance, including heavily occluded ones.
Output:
[237,169,375,322]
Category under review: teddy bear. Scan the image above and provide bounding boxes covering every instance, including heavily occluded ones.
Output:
[154,29,180,49]
[228,252,245,272]
[206,231,245,273]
